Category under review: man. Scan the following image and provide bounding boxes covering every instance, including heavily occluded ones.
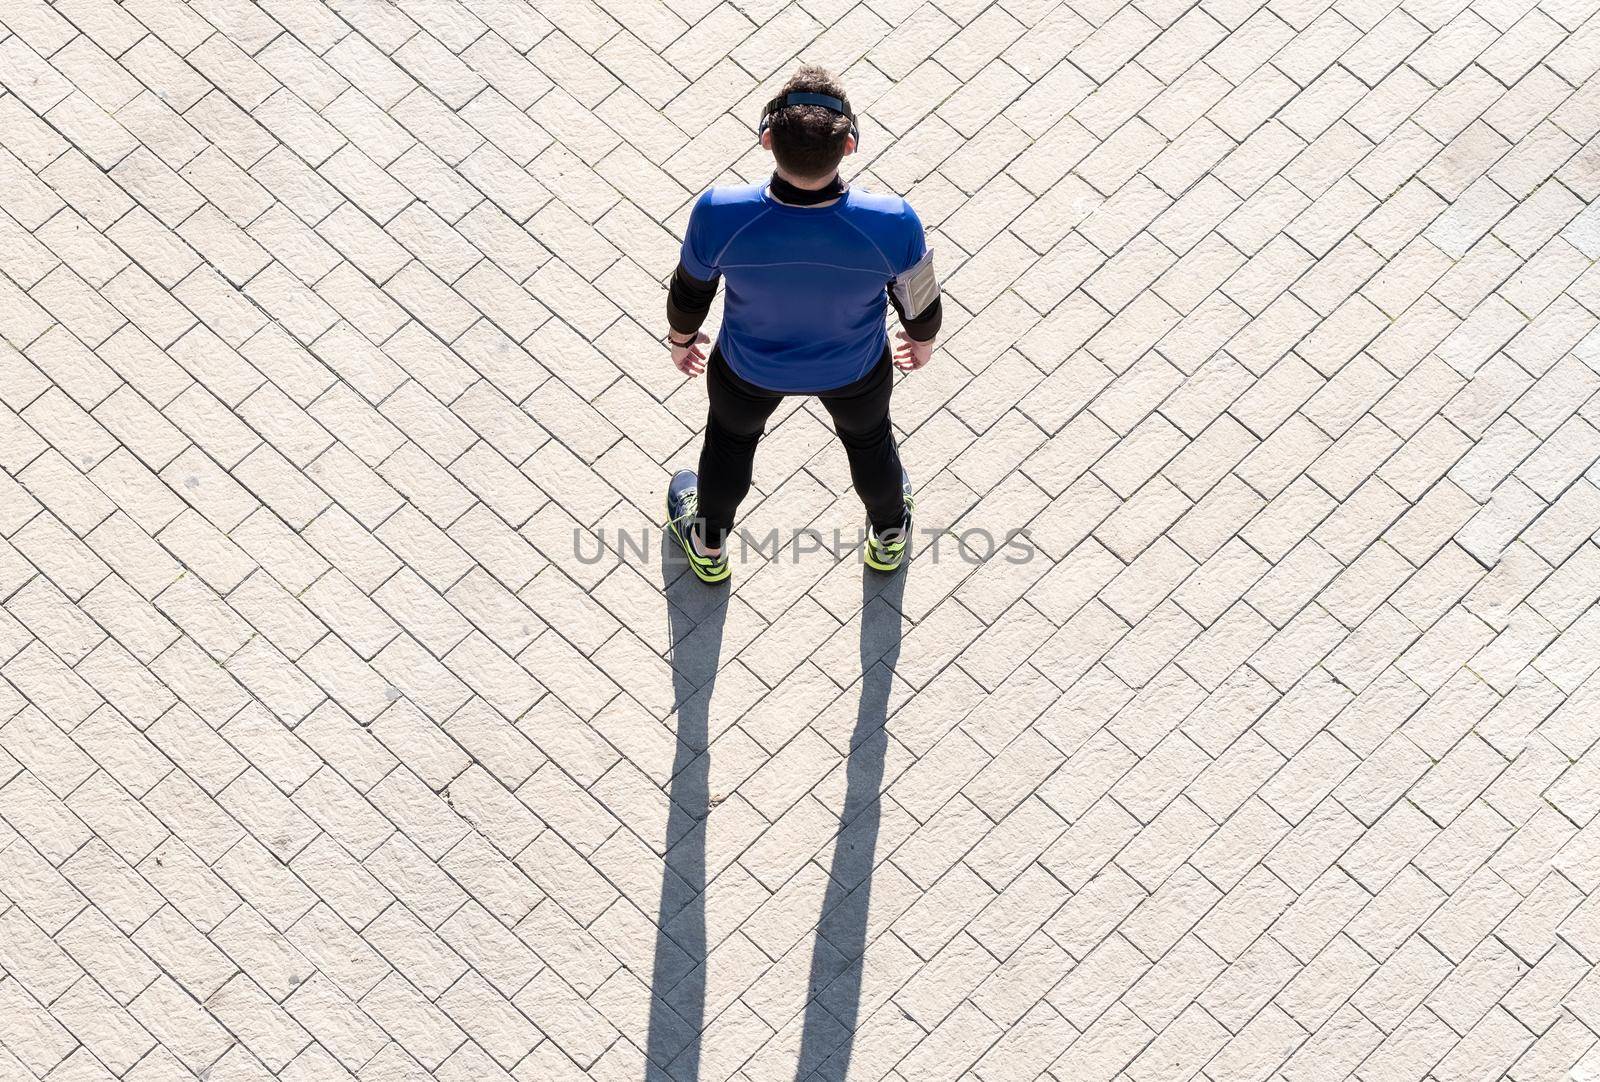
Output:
[663,65,942,583]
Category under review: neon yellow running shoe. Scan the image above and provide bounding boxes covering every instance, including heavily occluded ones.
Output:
[666,470,730,583]
[864,468,913,573]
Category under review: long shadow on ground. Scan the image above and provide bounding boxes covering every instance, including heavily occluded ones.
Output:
[795,570,905,1081]
[645,535,727,1081]
[644,538,906,1081]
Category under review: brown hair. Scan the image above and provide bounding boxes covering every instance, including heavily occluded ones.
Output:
[766,65,852,181]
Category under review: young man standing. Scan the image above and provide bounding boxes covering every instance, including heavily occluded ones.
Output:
[663,66,942,583]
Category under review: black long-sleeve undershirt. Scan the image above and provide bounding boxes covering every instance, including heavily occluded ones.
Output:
[667,263,718,335]
[665,261,942,342]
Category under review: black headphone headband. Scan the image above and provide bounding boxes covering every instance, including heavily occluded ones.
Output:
[758,91,861,147]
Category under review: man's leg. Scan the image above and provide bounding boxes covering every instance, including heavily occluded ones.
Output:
[696,346,783,549]
[819,347,906,533]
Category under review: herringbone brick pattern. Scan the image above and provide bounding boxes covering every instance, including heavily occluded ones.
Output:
[1,0,1599,1078]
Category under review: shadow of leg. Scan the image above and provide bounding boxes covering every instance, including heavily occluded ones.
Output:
[795,570,907,1081]
[645,535,731,1082]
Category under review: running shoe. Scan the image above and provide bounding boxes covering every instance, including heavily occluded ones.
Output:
[864,468,914,573]
[666,469,730,583]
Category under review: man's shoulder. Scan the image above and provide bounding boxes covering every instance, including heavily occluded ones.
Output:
[846,187,912,217]
[688,184,764,243]
[699,182,766,210]
[845,188,920,248]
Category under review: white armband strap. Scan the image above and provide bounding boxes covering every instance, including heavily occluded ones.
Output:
[891,247,940,319]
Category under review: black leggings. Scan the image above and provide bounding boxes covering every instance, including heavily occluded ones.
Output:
[696,344,905,547]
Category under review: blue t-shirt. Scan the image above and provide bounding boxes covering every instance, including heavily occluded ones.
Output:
[678,182,928,393]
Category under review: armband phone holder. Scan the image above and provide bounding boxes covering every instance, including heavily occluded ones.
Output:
[891,248,940,319]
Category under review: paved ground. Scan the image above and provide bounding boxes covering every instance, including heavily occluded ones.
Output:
[1,1,1599,1080]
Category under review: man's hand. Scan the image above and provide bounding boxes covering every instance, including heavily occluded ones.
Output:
[671,330,709,376]
[893,329,934,372]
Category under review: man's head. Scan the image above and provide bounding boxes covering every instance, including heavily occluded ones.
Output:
[760,65,855,182]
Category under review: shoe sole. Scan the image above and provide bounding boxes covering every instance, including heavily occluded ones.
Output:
[864,529,908,572]
[864,550,903,572]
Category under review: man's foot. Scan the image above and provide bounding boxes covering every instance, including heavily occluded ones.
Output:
[666,470,730,583]
[864,468,914,573]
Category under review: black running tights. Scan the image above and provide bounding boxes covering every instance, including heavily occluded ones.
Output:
[695,344,905,547]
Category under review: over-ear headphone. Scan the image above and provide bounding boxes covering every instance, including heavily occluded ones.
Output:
[757,91,861,150]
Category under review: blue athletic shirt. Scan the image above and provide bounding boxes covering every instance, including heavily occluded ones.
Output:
[678,182,929,393]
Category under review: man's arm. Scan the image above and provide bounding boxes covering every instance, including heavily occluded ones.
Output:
[888,227,940,371]
[667,263,718,339]
[887,283,941,342]
[666,262,717,375]
[668,192,720,375]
